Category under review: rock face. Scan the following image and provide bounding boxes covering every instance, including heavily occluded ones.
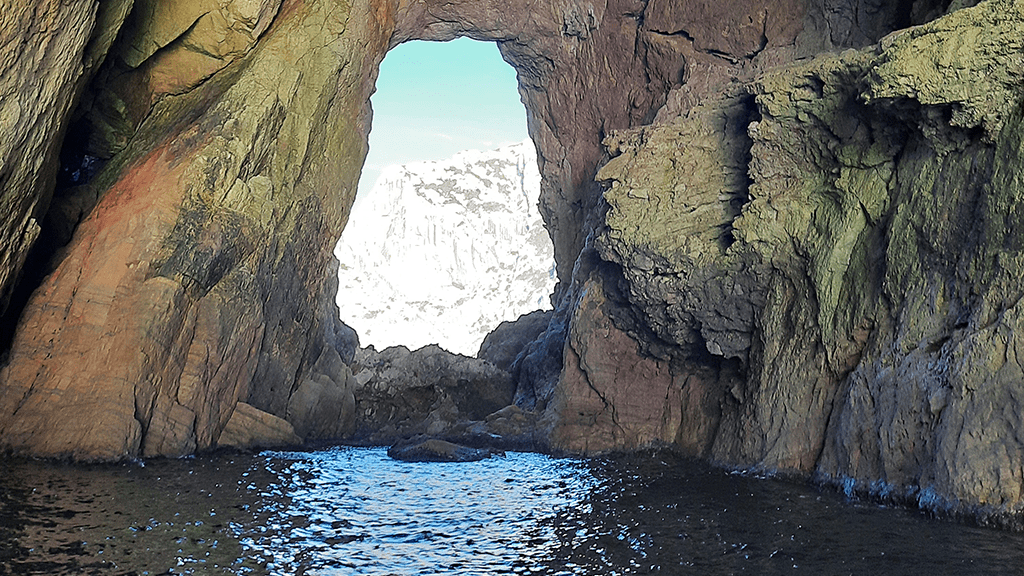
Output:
[478,309,554,372]
[0,0,133,320]
[3,0,1024,525]
[217,402,302,451]
[0,0,375,460]
[335,140,555,356]
[349,345,516,444]
[587,0,1024,519]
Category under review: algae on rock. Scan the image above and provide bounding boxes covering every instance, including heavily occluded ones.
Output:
[593,0,1024,519]
[0,0,379,459]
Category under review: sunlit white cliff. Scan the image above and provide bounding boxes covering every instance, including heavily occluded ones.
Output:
[335,140,555,356]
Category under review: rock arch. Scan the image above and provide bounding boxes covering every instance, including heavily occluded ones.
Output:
[8,0,1024,526]
[0,0,796,460]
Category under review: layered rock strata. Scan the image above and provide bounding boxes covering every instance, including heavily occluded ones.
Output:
[0,0,133,318]
[2,0,1023,526]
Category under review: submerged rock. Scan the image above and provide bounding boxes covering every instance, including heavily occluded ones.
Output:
[387,436,503,463]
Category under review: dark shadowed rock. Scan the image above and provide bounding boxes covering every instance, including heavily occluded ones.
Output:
[478,309,554,372]
[286,345,356,442]
[387,436,503,462]
[350,344,515,444]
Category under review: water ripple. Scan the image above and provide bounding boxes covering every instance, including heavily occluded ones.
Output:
[3,447,1024,574]
[241,448,597,575]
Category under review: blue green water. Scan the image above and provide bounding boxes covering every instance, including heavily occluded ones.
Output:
[1,447,1022,575]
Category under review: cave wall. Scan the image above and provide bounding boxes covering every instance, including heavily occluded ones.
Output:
[0,0,382,459]
[583,0,1024,520]
[0,0,816,459]
[2,0,1021,522]
[0,0,134,320]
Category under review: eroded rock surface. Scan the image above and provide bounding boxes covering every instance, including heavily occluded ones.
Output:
[592,0,1024,520]
[477,309,554,373]
[349,345,515,444]
[2,0,1024,526]
[0,0,376,459]
[217,401,302,451]
[0,0,133,319]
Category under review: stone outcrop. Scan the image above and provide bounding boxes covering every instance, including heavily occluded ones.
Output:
[349,345,516,444]
[534,256,681,453]
[0,0,377,460]
[477,309,554,373]
[587,0,1024,521]
[387,436,503,462]
[285,343,357,442]
[0,0,133,320]
[217,401,302,450]
[3,0,1024,527]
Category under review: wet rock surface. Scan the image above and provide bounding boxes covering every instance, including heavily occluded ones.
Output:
[387,436,504,462]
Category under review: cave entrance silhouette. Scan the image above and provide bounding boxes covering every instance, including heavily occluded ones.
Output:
[335,38,556,357]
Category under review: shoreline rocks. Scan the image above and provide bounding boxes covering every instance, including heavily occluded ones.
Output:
[386,436,504,463]
[349,344,516,445]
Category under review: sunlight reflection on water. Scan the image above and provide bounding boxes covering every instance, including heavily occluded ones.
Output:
[3,447,1024,575]
[243,448,597,575]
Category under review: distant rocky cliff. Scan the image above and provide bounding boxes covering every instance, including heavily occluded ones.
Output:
[3,0,1024,526]
[335,141,555,356]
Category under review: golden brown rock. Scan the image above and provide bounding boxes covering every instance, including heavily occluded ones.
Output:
[0,0,132,316]
[0,0,379,459]
[217,401,301,450]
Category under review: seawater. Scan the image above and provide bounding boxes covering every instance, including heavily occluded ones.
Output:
[2,447,1023,575]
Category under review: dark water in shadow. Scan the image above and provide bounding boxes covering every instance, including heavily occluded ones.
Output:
[1,447,1023,575]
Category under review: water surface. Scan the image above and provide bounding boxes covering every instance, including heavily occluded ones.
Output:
[2,447,1023,575]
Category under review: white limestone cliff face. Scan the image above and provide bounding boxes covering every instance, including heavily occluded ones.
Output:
[335,140,555,356]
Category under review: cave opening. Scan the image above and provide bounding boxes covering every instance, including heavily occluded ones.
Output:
[335,38,556,357]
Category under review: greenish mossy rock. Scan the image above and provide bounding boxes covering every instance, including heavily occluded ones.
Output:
[594,0,1024,518]
[0,0,374,460]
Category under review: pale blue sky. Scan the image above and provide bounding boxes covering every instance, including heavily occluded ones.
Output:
[357,38,529,199]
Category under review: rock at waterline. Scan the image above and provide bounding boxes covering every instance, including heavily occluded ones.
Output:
[387,437,504,463]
